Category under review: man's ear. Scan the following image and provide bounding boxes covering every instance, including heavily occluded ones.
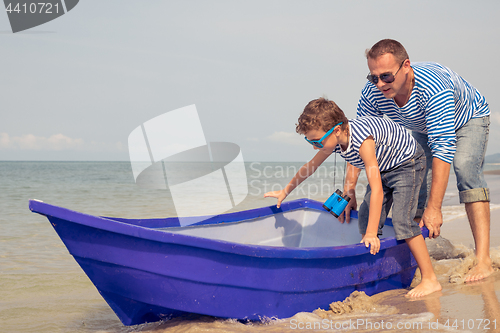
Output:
[403,59,411,73]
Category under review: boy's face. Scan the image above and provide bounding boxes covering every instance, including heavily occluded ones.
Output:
[304,128,338,153]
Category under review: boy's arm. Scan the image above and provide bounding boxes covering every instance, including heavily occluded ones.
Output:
[338,162,361,223]
[358,136,383,255]
[264,150,330,208]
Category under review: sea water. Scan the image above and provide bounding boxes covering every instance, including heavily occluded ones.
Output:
[1,161,500,333]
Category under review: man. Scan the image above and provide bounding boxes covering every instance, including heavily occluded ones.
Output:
[342,39,492,282]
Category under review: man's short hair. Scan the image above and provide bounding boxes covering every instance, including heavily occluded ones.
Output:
[365,39,409,63]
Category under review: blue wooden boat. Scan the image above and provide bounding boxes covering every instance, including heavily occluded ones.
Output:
[29,198,427,326]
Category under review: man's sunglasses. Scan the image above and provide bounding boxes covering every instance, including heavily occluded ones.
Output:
[304,122,343,148]
[366,60,405,84]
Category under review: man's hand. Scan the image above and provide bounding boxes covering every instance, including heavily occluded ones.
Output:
[419,157,449,238]
[419,206,443,238]
[264,190,288,208]
[361,233,380,255]
[338,196,357,223]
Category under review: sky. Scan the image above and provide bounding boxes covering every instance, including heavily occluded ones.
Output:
[1,0,499,162]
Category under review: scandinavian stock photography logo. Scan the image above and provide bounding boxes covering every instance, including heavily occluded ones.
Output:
[128,105,249,226]
[3,0,79,33]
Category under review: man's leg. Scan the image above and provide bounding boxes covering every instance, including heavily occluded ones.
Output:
[454,116,493,281]
[465,201,493,281]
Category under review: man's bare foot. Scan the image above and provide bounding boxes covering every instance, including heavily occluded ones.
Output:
[406,278,442,298]
[465,261,494,282]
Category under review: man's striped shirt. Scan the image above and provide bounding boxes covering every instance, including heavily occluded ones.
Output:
[357,62,489,164]
[334,117,416,172]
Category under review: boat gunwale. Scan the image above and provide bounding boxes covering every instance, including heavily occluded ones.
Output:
[29,199,428,259]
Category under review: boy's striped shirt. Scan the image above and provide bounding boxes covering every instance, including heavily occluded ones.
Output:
[334,117,416,172]
[357,62,489,164]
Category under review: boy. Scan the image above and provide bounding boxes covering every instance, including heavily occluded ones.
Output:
[264,97,441,297]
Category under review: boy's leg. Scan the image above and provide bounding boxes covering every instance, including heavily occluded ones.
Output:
[358,182,393,237]
[405,235,441,297]
[386,145,440,296]
[387,145,425,241]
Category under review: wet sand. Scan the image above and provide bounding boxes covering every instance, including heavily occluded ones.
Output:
[376,209,500,333]
[368,175,500,332]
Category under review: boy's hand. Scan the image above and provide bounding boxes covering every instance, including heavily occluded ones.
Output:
[360,233,380,255]
[264,190,288,208]
[338,196,357,224]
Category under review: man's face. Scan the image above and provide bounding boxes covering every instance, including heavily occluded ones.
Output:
[367,53,410,100]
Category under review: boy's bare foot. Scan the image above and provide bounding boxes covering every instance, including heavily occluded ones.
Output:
[406,278,442,298]
[465,261,494,282]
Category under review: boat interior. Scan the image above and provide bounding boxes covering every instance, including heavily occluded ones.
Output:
[160,208,396,248]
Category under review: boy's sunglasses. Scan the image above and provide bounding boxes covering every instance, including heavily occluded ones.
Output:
[366,60,405,84]
[304,122,343,148]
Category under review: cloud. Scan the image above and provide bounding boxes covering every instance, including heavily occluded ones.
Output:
[267,131,303,146]
[0,133,84,150]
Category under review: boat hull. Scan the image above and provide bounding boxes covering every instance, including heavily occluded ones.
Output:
[30,199,426,326]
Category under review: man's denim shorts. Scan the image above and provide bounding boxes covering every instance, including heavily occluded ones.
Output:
[358,144,426,241]
[412,116,490,218]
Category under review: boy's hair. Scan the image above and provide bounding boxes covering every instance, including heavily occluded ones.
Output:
[296,97,348,134]
[365,39,409,63]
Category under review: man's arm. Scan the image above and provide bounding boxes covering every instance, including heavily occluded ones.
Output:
[419,157,450,238]
[420,89,455,237]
